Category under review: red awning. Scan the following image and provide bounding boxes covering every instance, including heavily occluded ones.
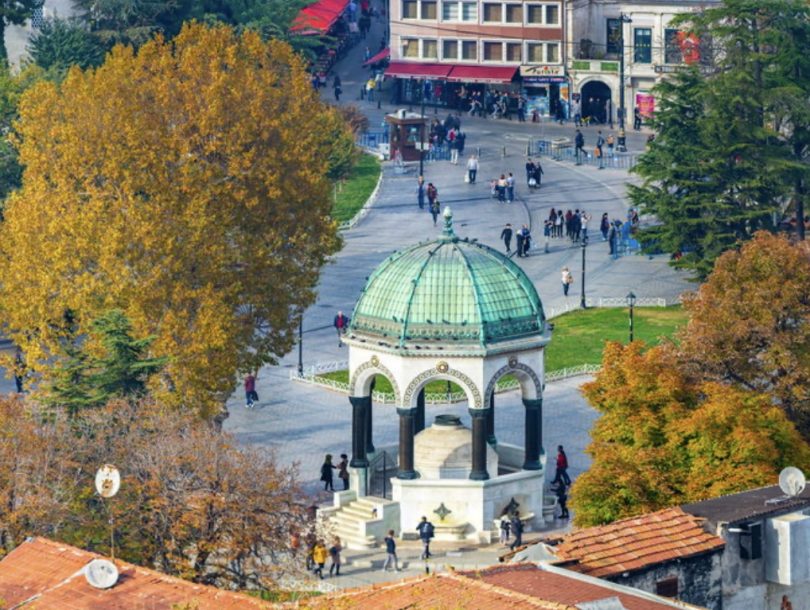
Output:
[291,0,348,34]
[446,65,518,84]
[384,61,452,80]
[363,47,390,67]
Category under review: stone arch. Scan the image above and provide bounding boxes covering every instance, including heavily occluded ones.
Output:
[402,363,483,409]
[349,357,402,404]
[484,361,542,409]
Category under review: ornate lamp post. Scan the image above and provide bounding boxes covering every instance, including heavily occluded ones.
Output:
[580,236,588,309]
[626,291,636,342]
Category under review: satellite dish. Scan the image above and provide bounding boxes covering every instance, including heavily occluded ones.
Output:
[779,467,806,497]
[95,464,120,499]
[84,559,119,589]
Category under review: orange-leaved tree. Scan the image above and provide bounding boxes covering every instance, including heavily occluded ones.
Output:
[678,231,810,438]
[572,342,810,526]
[0,23,347,416]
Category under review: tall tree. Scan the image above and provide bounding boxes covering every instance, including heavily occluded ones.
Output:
[0,24,346,417]
[573,342,810,527]
[0,0,44,63]
[28,17,107,73]
[678,231,810,436]
[70,0,182,46]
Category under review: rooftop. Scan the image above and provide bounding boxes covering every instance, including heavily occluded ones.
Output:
[547,508,725,579]
[681,484,810,526]
[0,537,272,610]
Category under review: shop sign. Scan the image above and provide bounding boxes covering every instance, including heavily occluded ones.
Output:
[520,65,563,77]
[523,75,567,84]
[636,92,655,117]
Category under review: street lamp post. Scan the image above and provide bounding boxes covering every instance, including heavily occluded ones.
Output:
[297,316,304,376]
[580,236,588,309]
[626,291,636,342]
[419,77,427,177]
[617,13,632,152]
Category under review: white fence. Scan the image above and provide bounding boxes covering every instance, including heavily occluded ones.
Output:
[545,297,671,320]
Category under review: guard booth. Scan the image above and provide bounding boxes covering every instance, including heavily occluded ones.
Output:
[385,110,427,162]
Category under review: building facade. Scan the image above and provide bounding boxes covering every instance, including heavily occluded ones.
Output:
[387,0,566,115]
[565,0,717,127]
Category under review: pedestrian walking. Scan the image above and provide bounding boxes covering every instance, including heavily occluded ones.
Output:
[600,212,610,241]
[561,267,573,296]
[329,537,343,577]
[382,529,400,571]
[509,512,523,550]
[520,225,531,257]
[244,373,257,409]
[429,199,440,226]
[427,182,438,208]
[633,105,642,130]
[506,172,515,202]
[581,210,591,241]
[416,516,435,559]
[466,154,478,183]
[338,453,350,490]
[366,77,376,101]
[606,133,615,157]
[554,212,563,238]
[555,483,570,519]
[313,540,328,579]
[321,454,337,491]
[543,220,551,253]
[552,445,572,485]
[532,162,544,187]
[596,131,605,169]
[499,516,511,544]
[456,130,466,158]
[417,175,425,209]
[333,75,342,101]
[525,158,536,187]
[496,174,507,203]
[334,310,349,347]
[501,223,513,253]
[609,221,618,256]
[575,130,585,165]
[515,229,525,258]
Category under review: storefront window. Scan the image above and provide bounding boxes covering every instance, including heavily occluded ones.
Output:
[462,40,477,60]
[634,28,652,63]
[506,4,522,23]
[402,38,419,58]
[506,42,522,62]
[664,29,682,63]
[423,39,438,59]
[545,4,559,25]
[421,0,437,19]
[484,41,502,61]
[402,0,417,19]
[527,43,544,63]
[443,40,459,59]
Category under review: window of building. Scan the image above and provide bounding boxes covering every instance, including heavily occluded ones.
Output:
[545,4,559,25]
[546,42,559,62]
[526,3,559,25]
[483,41,503,61]
[655,577,678,598]
[527,43,544,63]
[402,38,419,58]
[483,3,502,22]
[443,0,477,21]
[462,40,477,60]
[505,4,522,23]
[421,0,437,19]
[664,29,682,63]
[422,39,438,58]
[606,18,622,54]
[443,39,459,59]
[506,42,522,62]
[634,27,652,63]
[402,0,418,19]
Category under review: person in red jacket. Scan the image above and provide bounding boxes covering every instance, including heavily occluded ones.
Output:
[244,373,257,409]
[552,445,571,486]
[334,311,350,347]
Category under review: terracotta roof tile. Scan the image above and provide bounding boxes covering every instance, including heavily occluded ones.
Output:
[0,537,273,609]
[550,508,725,578]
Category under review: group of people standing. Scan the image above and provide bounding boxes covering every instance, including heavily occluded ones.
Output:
[500,223,532,257]
[417,176,442,225]
[546,208,591,243]
[307,536,343,579]
[320,453,350,491]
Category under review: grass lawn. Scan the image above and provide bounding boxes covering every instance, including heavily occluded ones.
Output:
[315,307,688,393]
[331,152,381,223]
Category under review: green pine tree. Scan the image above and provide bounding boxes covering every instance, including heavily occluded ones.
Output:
[29,18,107,73]
[44,341,97,417]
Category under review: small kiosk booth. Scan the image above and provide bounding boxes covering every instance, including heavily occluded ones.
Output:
[385,110,427,162]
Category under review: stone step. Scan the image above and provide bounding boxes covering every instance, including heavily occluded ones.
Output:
[340,505,378,520]
[355,495,396,507]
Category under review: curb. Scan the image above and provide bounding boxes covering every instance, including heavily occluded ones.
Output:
[338,157,385,232]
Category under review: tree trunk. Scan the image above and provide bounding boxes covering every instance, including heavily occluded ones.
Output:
[0,19,7,66]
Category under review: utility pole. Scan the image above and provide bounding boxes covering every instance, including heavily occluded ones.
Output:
[617,13,632,152]
[580,237,588,309]
[419,77,426,177]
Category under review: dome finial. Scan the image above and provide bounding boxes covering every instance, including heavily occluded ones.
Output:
[442,206,455,239]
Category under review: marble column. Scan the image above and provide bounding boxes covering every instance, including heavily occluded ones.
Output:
[522,398,543,470]
[469,408,490,481]
[415,389,426,434]
[397,408,418,479]
[486,389,497,446]
[349,396,369,468]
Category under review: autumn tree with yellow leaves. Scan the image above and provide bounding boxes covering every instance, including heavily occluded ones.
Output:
[0,23,350,417]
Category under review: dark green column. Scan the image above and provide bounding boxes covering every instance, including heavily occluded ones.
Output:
[522,398,543,470]
[349,396,369,468]
[486,389,497,446]
[415,389,426,433]
[397,408,418,479]
[366,378,375,453]
[469,408,490,481]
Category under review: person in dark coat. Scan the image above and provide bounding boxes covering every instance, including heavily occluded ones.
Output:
[337,453,350,490]
[520,225,532,257]
[532,162,544,187]
[552,445,571,485]
[556,483,570,519]
[509,511,523,550]
[500,223,513,253]
[321,454,337,491]
[515,230,525,258]
[333,75,342,101]
[525,158,536,187]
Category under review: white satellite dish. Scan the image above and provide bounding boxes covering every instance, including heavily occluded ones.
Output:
[779,467,806,497]
[84,559,119,589]
[95,464,120,499]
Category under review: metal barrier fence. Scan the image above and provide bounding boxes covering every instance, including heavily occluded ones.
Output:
[356,130,389,149]
[535,140,640,170]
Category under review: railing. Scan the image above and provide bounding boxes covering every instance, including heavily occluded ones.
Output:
[535,139,640,169]
[356,130,389,149]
